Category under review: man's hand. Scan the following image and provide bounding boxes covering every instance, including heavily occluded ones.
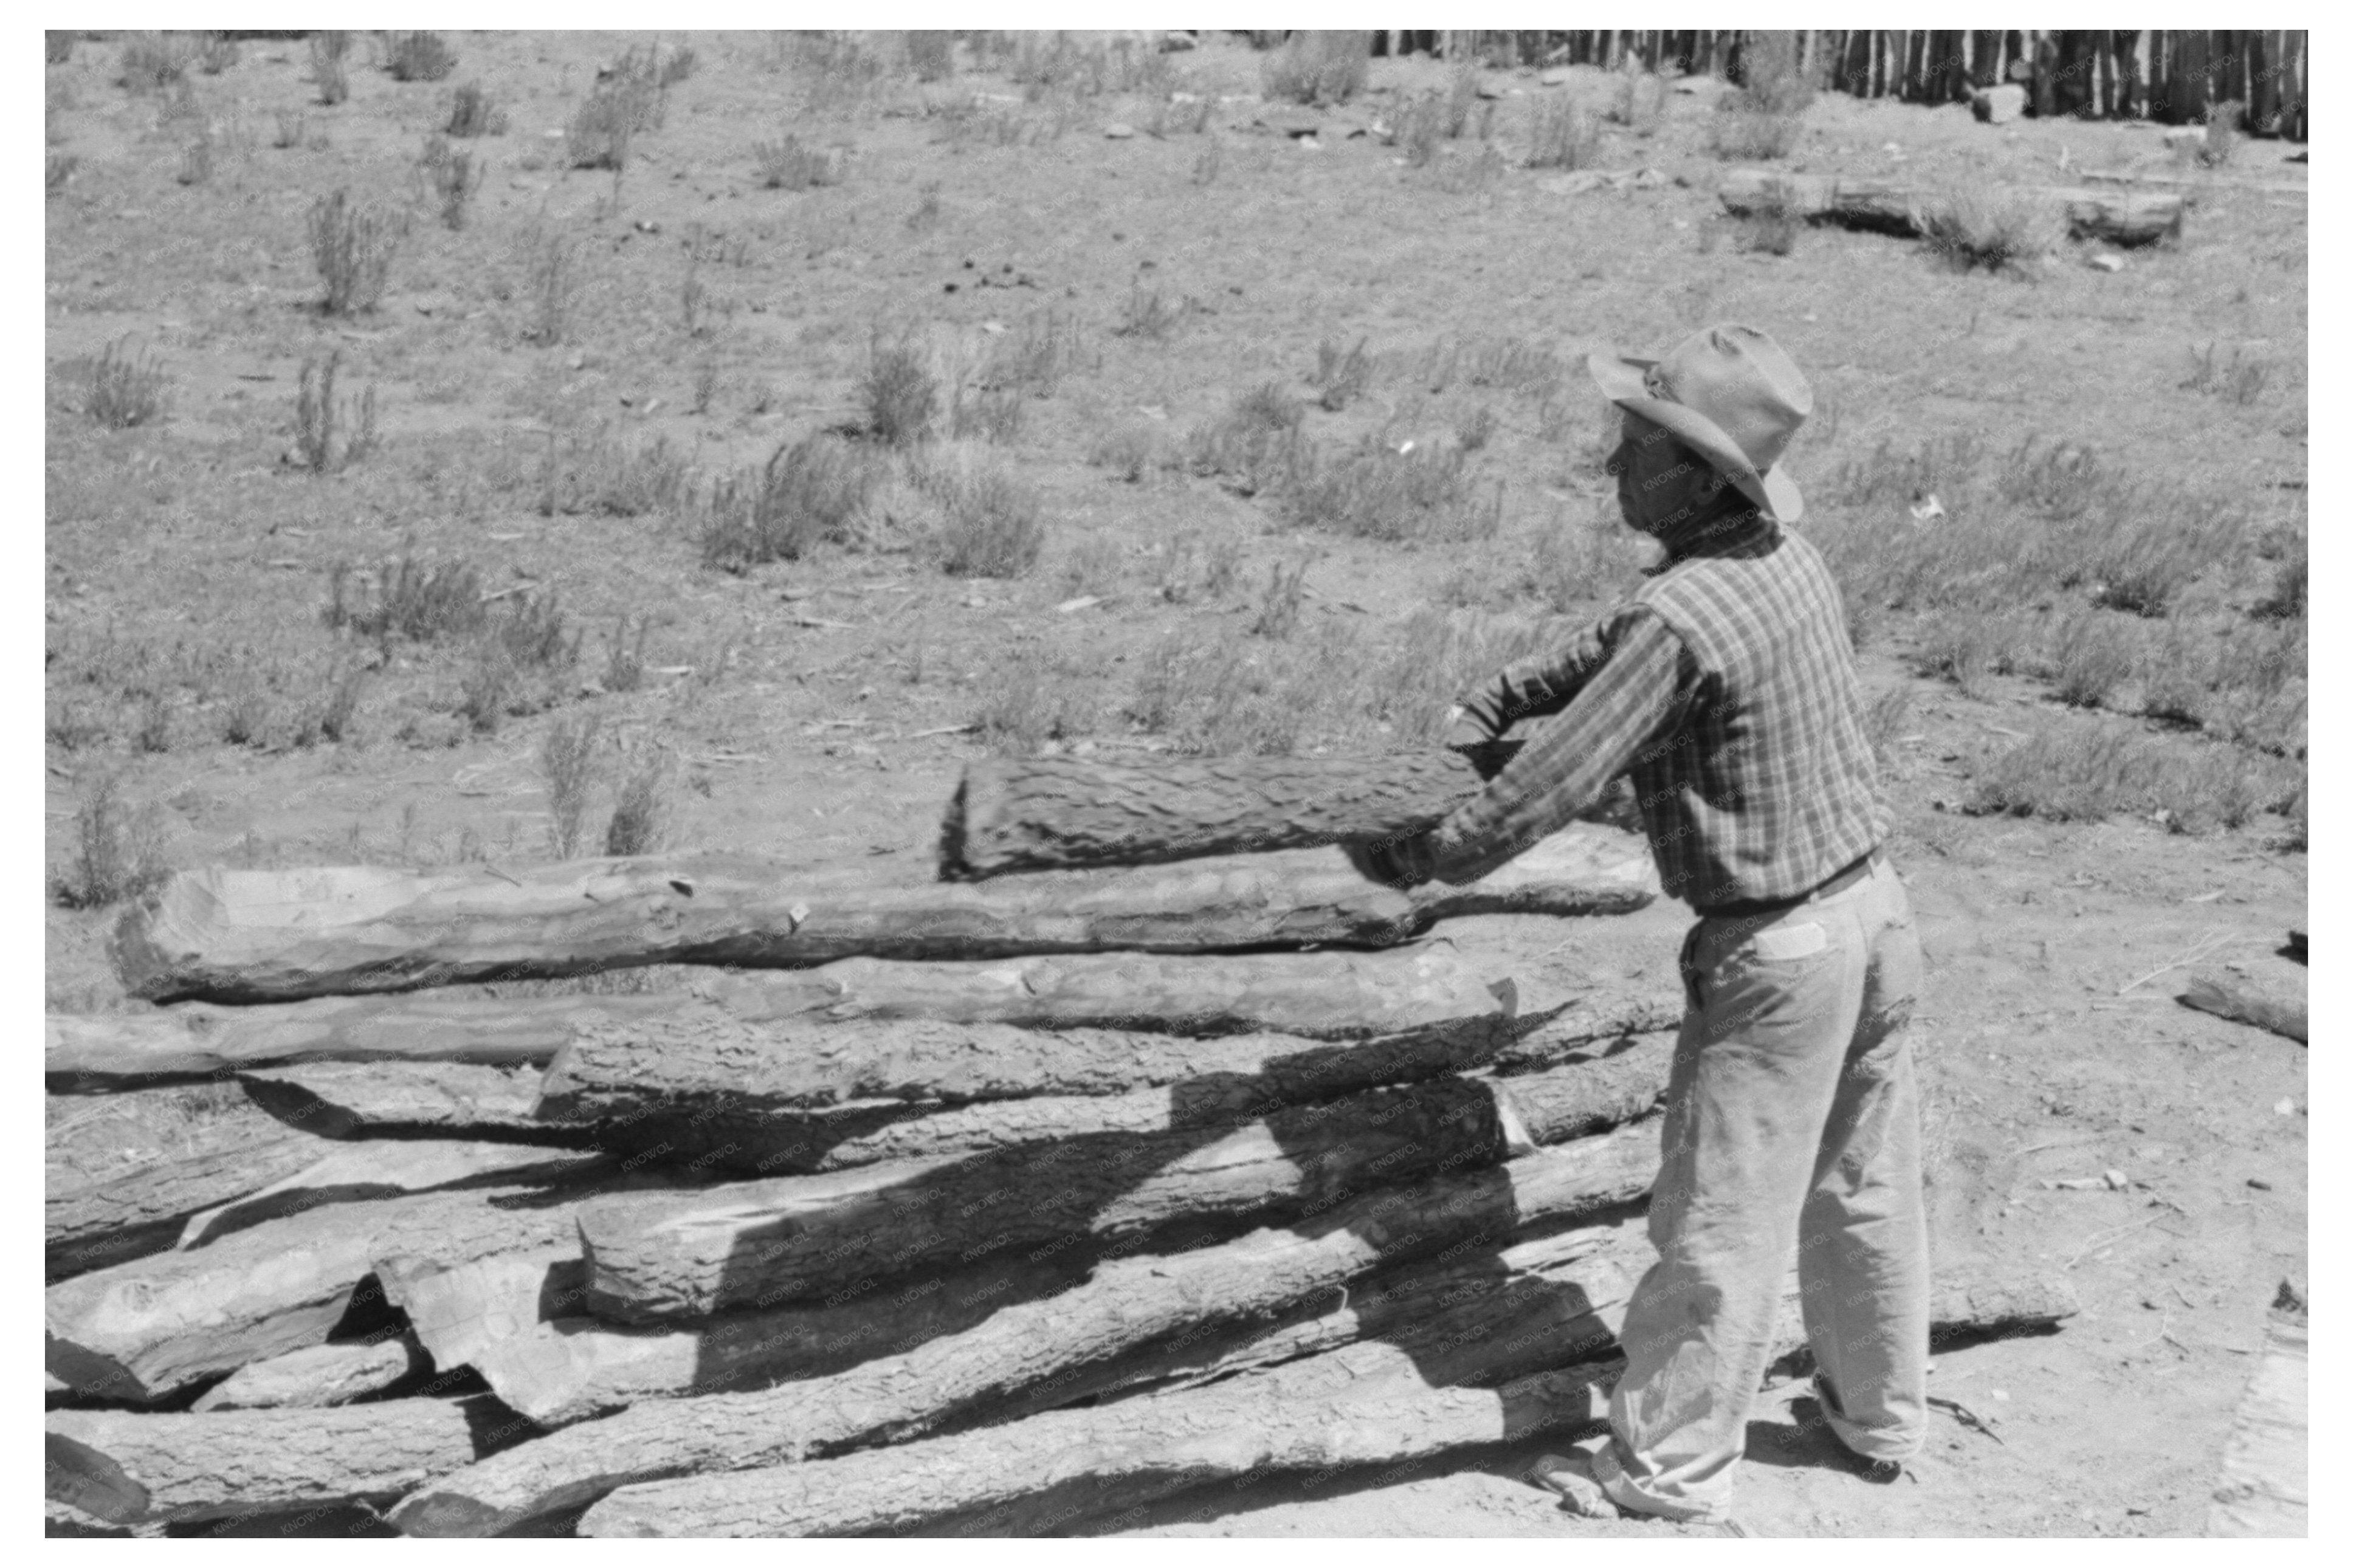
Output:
[1345,829,1441,890]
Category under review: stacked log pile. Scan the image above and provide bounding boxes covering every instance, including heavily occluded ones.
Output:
[48,756,2079,1536]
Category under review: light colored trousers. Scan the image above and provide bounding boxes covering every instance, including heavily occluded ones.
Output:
[1591,855,1929,1522]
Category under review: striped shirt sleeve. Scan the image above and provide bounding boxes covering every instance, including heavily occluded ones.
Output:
[1451,618,1618,740]
[1422,607,1693,885]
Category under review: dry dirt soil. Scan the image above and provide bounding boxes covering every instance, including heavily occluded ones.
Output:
[44,31,2307,1539]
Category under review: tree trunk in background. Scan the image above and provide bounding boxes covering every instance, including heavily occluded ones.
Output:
[2116,32,2143,120]
[2176,30,2210,123]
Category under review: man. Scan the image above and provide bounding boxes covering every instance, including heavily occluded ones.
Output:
[1354,325,1928,1525]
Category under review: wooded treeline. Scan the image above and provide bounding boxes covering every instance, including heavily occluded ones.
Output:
[1371,30,2310,139]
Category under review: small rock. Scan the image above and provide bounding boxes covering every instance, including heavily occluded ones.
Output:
[1990,1389,2010,1401]
[2247,1177,2273,1191]
[1295,136,1323,151]
[1475,78,1504,100]
[2087,253,2125,272]
[1104,123,1135,140]
[2273,1097,2296,1116]
[1540,67,1571,86]
[2102,1169,2130,1191]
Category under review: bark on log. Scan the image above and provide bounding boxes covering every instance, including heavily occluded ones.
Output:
[46,1398,532,1527]
[2205,1301,2309,1536]
[576,1050,1668,1322]
[47,1091,327,1282]
[52,946,1512,1085]
[381,1244,1102,1429]
[114,853,1439,1003]
[388,1122,1661,1535]
[175,1140,591,1250]
[237,1061,574,1144]
[939,746,1515,878]
[46,1155,639,1403]
[1716,168,2186,245]
[2179,958,2307,1044]
[189,1335,426,1411]
[580,1262,2077,1538]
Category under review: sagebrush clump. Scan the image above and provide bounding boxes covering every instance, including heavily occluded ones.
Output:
[309,188,405,314]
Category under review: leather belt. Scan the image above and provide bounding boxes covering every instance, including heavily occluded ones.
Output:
[1700,849,1881,922]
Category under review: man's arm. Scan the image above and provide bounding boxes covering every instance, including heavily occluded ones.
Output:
[1449,617,1621,743]
[1372,608,1694,887]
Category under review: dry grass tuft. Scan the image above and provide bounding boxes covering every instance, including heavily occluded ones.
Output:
[81,339,169,428]
[605,744,679,855]
[309,32,351,106]
[388,32,457,83]
[1918,188,2049,274]
[698,434,884,571]
[119,32,196,94]
[754,135,846,191]
[54,773,171,909]
[1260,31,1371,107]
[447,81,508,137]
[540,711,601,860]
[1526,97,1604,170]
[294,350,379,473]
[1311,337,1376,411]
[917,446,1047,577]
[860,334,940,445]
[309,189,406,314]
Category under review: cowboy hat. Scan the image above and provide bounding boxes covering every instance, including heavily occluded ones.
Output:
[1587,324,1811,524]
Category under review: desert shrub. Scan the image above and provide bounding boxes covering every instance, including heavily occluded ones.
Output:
[906,30,957,81]
[1148,92,1216,137]
[1909,610,2007,696]
[541,429,694,518]
[54,773,171,910]
[1184,385,1308,497]
[603,616,650,693]
[973,652,1099,757]
[1965,723,2156,822]
[1734,185,1801,255]
[1261,30,1369,106]
[698,433,884,571]
[520,230,580,346]
[447,82,508,136]
[605,744,678,855]
[272,111,306,149]
[980,309,1089,397]
[1285,439,1501,544]
[196,32,239,75]
[2180,342,2274,405]
[293,350,378,473]
[2045,611,2136,709]
[82,338,169,428]
[1150,527,1241,604]
[1250,558,1312,639]
[325,555,484,645]
[1520,511,1643,614]
[1861,683,1915,766]
[917,448,1046,577]
[1918,188,2049,274]
[947,382,1025,444]
[1311,337,1375,412]
[308,189,405,314]
[567,63,665,171]
[2255,553,2307,621]
[389,31,456,83]
[754,135,844,190]
[1114,281,1185,342]
[174,130,216,185]
[418,135,484,230]
[2084,495,2238,616]
[1729,30,1814,114]
[2194,100,2241,167]
[1526,97,1603,170]
[119,32,196,93]
[860,335,939,445]
[1088,423,1163,484]
[1610,71,1666,134]
[310,31,351,105]
[1709,110,1803,160]
[540,712,601,859]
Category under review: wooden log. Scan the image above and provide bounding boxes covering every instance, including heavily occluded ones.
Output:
[46,1398,531,1527]
[175,1140,591,1250]
[113,851,1453,1003]
[236,1061,574,1144]
[51,946,1515,1085]
[387,1122,1661,1535]
[381,1243,1103,1429]
[1716,168,2186,245]
[2179,957,2307,1043]
[47,1093,326,1283]
[938,746,1512,878]
[574,1047,1668,1323]
[580,1262,2077,1538]
[2205,1295,2309,1536]
[189,1335,426,1411]
[46,1155,636,1403]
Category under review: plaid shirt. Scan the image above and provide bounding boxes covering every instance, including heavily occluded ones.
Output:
[1415,517,1889,910]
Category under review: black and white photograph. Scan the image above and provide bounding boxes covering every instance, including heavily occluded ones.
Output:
[43,23,2311,1541]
